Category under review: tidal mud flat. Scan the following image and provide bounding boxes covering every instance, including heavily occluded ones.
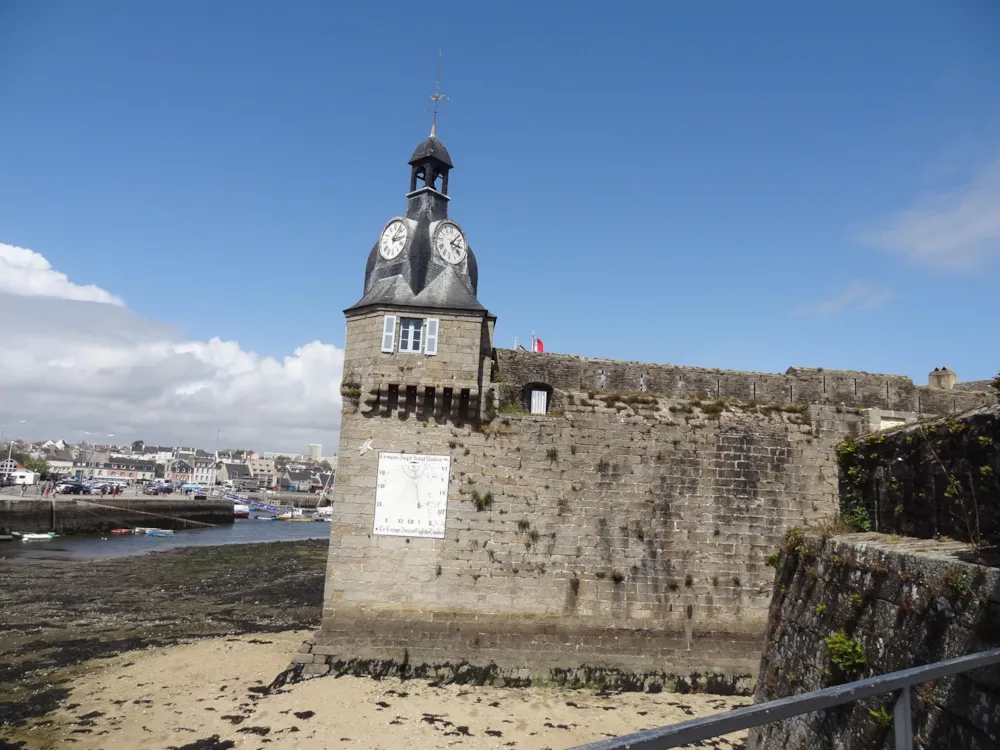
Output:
[0,539,749,749]
[0,539,327,745]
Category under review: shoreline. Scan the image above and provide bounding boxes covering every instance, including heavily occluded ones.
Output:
[1,538,749,749]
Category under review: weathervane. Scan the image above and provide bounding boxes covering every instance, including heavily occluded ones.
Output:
[429,51,446,137]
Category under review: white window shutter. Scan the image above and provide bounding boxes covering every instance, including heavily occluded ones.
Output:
[424,318,439,355]
[381,315,396,353]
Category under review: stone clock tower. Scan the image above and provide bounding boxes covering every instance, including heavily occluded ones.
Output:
[303,130,497,673]
[338,130,495,422]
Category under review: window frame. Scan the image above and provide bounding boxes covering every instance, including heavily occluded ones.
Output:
[397,317,424,354]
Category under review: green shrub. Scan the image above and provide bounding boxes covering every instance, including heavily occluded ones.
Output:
[842,505,872,532]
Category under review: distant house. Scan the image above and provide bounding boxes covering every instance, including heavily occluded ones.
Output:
[217,462,253,487]
[247,454,277,489]
[191,458,217,486]
[45,448,75,475]
[141,446,174,465]
[166,459,194,484]
[284,469,316,492]
[93,458,157,484]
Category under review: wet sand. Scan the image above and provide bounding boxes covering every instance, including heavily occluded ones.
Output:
[31,631,749,750]
[0,540,327,733]
[1,539,748,749]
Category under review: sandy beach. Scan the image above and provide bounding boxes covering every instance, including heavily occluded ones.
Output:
[22,631,748,750]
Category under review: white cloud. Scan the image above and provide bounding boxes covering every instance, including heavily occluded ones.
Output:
[859,159,1000,271]
[794,280,892,317]
[0,244,343,454]
[0,243,124,304]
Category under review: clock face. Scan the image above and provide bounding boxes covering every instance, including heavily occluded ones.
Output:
[379,220,408,260]
[434,222,467,264]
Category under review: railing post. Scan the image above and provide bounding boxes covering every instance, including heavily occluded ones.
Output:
[893,687,913,750]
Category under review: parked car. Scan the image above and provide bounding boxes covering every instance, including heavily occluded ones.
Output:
[58,482,86,495]
[142,484,159,496]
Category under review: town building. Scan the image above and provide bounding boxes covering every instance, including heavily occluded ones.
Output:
[217,462,253,488]
[246,454,276,489]
[166,459,194,484]
[283,469,316,492]
[192,458,217,486]
[92,458,157,483]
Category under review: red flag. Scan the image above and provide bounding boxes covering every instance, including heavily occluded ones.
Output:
[533,337,544,353]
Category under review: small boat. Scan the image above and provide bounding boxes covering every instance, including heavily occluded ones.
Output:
[145,529,175,537]
[255,515,278,521]
[110,528,132,535]
[21,532,59,542]
[277,511,314,522]
[233,503,250,519]
[0,534,14,541]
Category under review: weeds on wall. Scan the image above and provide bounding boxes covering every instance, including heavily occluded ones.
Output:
[483,389,497,423]
[340,380,362,407]
[468,490,493,512]
[824,629,866,684]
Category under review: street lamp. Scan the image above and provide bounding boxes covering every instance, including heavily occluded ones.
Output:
[1,421,27,481]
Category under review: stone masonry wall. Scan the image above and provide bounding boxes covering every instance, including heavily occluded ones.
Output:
[342,308,493,394]
[301,393,866,690]
[749,533,1000,749]
[837,403,1000,550]
[496,350,992,416]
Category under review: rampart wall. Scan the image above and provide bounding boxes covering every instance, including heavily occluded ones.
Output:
[302,394,866,689]
[495,350,991,416]
[749,533,1000,749]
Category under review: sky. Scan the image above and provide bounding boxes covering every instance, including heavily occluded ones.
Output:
[1,1,998,453]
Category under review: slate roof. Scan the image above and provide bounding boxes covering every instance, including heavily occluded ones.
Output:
[409,135,453,168]
[287,470,315,483]
[106,459,157,470]
[224,463,251,479]
[347,135,485,314]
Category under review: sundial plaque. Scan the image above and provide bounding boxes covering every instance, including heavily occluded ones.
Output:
[373,452,451,538]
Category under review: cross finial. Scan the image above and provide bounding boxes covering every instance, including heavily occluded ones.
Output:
[429,50,446,137]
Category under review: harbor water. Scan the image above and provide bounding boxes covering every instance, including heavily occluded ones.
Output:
[0,517,329,561]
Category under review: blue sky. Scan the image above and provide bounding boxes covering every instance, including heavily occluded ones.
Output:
[2,0,999,387]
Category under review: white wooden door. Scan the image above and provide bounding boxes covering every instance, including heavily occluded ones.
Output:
[530,389,548,415]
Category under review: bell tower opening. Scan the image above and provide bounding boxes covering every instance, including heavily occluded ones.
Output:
[408,134,452,195]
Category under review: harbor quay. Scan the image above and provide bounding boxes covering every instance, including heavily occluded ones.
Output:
[0,494,234,534]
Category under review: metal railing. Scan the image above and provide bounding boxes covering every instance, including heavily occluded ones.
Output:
[570,647,1000,750]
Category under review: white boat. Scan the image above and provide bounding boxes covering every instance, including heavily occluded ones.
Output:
[21,532,58,542]
[0,534,14,541]
[233,503,250,518]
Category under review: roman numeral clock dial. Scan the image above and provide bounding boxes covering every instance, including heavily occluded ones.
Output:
[379,219,408,260]
[434,222,467,264]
